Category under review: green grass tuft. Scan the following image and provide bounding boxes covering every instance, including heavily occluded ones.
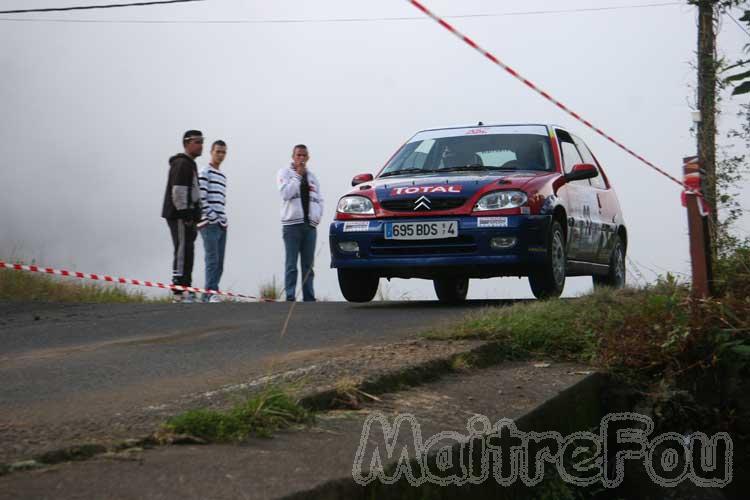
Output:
[259,275,283,301]
[164,386,312,442]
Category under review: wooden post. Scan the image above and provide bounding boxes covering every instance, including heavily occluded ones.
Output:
[683,156,710,298]
[696,0,718,234]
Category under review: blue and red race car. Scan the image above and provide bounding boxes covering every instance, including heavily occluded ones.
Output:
[329,124,627,302]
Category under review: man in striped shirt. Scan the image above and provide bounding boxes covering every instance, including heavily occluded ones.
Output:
[198,140,228,303]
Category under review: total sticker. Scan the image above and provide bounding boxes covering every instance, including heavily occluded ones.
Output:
[343,221,371,232]
[477,217,508,228]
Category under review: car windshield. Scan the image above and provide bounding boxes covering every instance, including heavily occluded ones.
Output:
[380,132,554,177]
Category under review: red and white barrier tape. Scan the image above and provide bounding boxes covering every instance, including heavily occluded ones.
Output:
[0,261,268,302]
[407,0,696,193]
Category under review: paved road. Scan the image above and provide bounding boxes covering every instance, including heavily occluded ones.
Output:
[0,301,510,428]
[0,362,591,500]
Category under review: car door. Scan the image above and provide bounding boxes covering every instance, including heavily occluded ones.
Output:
[573,136,617,265]
[557,129,600,262]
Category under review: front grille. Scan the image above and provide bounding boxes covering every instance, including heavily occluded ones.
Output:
[370,236,477,256]
[380,197,467,212]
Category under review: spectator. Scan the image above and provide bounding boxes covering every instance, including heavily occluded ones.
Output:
[162,130,203,303]
[198,140,229,303]
[276,144,323,302]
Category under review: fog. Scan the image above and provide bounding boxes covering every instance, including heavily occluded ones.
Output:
[1,0,748,301]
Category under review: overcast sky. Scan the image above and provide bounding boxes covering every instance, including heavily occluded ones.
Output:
[1,0,749,301]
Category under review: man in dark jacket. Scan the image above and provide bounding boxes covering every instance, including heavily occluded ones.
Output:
[162,130,203,303]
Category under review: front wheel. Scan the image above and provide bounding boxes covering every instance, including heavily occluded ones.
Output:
[528,220,566,299]
[433,277,469,304]
[338,269,379,303]
[593,236,626,289]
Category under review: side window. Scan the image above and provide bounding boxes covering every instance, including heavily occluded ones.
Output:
[573,136,607,189]
[559,140,583,174]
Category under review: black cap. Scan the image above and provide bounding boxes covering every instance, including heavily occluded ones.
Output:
[183,130,204,142]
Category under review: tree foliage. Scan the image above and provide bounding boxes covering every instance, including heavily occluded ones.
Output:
[722,1,750,95]
[708,0,750,254]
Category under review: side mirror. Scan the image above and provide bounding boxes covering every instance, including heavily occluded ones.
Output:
[565,163,599,182]
[351,173,374,187]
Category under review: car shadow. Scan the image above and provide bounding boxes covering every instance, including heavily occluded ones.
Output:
[348,299,532,309]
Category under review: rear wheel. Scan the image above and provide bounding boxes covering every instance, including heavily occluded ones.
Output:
[529,220,566,299]
[433,277,469,304]
[593,236,626,289]
[338,269,379,303]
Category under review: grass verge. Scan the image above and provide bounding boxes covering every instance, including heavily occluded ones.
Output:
[163,386,313,442]
[425,248,750,387]
[0,265,161,303]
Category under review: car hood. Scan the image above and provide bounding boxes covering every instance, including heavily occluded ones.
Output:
[366,171,553,201]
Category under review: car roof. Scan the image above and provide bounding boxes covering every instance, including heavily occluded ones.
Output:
[407,124,561,143]
[416,123,558,133]
[415,124,581,136]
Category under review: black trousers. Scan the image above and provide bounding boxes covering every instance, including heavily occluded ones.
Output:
[167,219,197,293]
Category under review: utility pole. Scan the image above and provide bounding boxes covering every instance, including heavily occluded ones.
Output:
[696,0,717,293]
[697,0,717,221]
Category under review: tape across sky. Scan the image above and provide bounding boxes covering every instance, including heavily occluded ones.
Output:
[405,0,697,194]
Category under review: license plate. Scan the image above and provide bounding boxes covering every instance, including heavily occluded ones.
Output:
[384,221,459,240]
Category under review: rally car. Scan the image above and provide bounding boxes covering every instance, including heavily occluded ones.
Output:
[329,124,627,303]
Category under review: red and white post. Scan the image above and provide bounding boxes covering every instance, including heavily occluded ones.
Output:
[682,156,712,298]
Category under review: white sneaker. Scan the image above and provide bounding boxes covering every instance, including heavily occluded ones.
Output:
[209,294,222,303]
[172,294,184,303]
[182,293,196,304]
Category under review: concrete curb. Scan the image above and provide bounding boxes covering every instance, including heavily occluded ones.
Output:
[299,341,515,411]
[282,371,609,500]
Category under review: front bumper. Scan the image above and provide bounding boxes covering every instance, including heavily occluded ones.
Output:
[329,215,551,279]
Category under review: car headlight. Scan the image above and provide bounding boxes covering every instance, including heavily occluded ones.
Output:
[474,190,528,211]
[337,196,375,215]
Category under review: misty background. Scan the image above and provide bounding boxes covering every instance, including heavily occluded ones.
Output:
[1,0,748,301]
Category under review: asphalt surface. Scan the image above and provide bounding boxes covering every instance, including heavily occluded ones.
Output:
[0,362,593,500]
[0,300,510,428]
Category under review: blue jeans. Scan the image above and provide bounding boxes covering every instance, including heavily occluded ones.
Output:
[282,224,316,301]
[200,223,227,300]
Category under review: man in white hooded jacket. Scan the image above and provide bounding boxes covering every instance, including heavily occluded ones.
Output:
[277,144,323,301]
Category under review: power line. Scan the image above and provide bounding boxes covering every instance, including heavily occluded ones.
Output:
[0,0,204,15]
[726,11,750,38]
[0,1,683,24]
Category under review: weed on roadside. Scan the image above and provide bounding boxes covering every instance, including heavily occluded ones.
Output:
[259,275,283,301]
[164,386,313,442]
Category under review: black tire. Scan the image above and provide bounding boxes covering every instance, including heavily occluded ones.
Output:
[593,235,626,289]
[338,269,379,303]
[433,277,469,304]
[529,220,566,299]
